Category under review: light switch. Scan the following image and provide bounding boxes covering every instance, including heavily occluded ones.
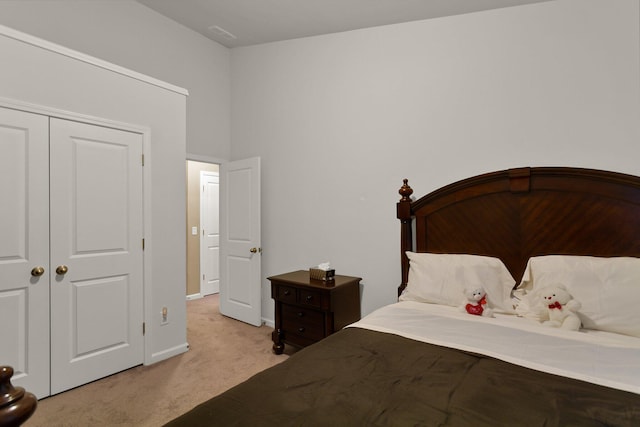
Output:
[192,226,198,235]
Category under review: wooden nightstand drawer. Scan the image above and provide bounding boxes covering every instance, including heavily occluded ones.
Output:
[275,285,297,303]
[269,270,361,354]
[298,289,323,308]
[282,305,325,341]
[282,305,324,327]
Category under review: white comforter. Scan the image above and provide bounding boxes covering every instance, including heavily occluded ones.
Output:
[348,300,640,394]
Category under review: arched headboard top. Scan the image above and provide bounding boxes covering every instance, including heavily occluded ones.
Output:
[397,167,640,295]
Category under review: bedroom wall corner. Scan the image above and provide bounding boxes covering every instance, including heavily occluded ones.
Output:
[0,0,232,161]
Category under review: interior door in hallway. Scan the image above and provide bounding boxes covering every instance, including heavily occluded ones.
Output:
[49,118,144,394]
[0,107,50,398]
[200,171,220,296]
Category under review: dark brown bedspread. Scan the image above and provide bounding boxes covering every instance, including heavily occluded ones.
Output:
[165,328,640,427]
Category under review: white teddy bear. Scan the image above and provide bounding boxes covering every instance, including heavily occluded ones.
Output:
[538,284,582,331]
[460,287,494,318]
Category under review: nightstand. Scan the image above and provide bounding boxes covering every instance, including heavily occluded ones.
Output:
[269,270,361,354]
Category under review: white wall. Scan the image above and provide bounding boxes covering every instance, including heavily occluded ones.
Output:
[0,0,231,159]
[230,0,640,321]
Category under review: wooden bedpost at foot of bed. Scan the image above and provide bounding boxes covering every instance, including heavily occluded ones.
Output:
[0,366,37,427]
[397,179,413,297]
[272,329,284,355]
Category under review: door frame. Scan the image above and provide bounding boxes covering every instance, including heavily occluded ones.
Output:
[185,155,262,326]
[185,154,224,300]
[0,96,155,366]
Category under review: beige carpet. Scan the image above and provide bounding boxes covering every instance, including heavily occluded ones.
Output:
[25,295,290,426]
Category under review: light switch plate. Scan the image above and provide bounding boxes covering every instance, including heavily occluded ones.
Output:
[192,226,198,235]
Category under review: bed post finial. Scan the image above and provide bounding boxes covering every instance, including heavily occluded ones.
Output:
[399,178,413,202]
[0,366,37,426]
[397,179,413,297]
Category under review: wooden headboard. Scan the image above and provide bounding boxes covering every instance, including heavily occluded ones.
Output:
[397,167,640,295]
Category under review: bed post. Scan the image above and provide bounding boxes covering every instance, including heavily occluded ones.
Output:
[0,366,37,427]
[397,179,413,297]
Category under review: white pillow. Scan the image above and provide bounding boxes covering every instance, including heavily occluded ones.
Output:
[517,255,640,337]
[513,289,549,322]
[399,252,516,313]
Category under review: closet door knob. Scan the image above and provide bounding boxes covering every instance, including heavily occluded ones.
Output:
[56,265,68,275]
[31,267,45,277]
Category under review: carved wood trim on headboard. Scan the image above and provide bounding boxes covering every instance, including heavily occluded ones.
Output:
[397,167,640,296]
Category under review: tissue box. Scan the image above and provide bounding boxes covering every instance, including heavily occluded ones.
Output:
[309,267,335,281]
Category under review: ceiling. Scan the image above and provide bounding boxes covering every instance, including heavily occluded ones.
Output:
[135,0,552,48]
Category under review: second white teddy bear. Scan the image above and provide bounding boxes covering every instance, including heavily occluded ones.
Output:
[538,284,582,331]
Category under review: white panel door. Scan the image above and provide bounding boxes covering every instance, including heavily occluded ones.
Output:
[219,158,261,326]
[49,118,144,394]
[200,171,219,296]
[0,107,50,398]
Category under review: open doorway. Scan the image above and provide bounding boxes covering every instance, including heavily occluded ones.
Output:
[186,160,220,299]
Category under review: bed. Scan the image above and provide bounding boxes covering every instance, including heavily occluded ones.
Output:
[166,167,640,426]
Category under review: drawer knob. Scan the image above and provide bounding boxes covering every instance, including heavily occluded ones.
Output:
[306,295,313,302]
[283,290,290,296]
[297,312,304,317]
[298,327,305,333]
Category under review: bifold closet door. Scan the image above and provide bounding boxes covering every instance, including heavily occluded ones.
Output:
[0,107,50,399]
[0,110,144,397]
[49,118,144,395]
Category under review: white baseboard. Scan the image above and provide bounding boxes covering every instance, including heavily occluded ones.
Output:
[262,318,275,328]
[147,343,189,365]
